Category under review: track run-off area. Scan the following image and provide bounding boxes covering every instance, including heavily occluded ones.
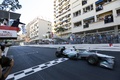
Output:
[6,46,120,80]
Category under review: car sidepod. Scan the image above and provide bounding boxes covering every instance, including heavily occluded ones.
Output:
[67,51,78,59]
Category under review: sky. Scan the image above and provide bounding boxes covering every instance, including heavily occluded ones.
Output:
[16,0,54,24]
[0,0,54,24]
[0,0,54,34]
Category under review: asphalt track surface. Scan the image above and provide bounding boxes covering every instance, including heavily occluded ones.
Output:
[6,46,120,80]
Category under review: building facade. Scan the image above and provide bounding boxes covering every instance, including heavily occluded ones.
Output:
[26,17,52,44]
[54,0,120,38]
[54,0,72,38]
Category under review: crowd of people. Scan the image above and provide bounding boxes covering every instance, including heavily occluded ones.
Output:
[32,33,120,44]
[69,33,120,44]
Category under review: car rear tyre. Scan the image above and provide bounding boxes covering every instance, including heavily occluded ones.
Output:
[87,55,99,65]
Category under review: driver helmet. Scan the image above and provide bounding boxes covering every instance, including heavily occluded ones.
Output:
[70,47,74,51]
[73,46,76,49]
[62,46,65,49]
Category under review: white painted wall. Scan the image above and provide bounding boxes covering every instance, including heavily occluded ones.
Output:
[54,0,120,34]
[38,19,52,39]
[71,0,120,33]
[29,18,52,41]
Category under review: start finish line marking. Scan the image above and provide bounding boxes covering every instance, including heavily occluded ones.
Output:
[6,58,68,80]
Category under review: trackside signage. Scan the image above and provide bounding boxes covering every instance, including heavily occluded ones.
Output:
[0,30,17,38]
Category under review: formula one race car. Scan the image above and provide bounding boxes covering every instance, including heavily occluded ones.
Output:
[55,46,115,69]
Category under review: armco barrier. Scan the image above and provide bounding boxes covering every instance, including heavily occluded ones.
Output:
[25,44,120,52]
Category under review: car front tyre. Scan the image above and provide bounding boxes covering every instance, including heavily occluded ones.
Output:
[87,55,99,65]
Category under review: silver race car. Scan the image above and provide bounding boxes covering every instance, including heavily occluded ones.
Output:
[55,46,115,69]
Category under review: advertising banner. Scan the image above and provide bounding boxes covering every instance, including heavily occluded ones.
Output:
[0,30,17,39]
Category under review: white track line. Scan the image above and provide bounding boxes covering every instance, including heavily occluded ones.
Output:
[6,58,68,80]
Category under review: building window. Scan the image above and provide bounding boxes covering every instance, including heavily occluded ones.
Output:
[116,9,120,16]
[83,4,93,13]
[96,15,104,21]
[73,10,81,17]
[96,4,103,12]
[83,16,95,28]
[104,0,112,3]
[74,21,82,28]
[83,23,89,28]
[82,0,87,6]
[104,14,114,24]
[48,24,51,26]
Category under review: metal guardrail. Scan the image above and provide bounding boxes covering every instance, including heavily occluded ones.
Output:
[24,44,120,51]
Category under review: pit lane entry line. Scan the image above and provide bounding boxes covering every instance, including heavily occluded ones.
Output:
[6,58,68,80]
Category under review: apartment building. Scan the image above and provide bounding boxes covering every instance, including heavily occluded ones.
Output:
[26,17,52,43]
[54,0,72,38]
[54,0,120,37]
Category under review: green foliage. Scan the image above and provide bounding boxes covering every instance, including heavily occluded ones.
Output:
[45,35,48,38]
[0,19,4,22]
[0,0,22,11]
[54,27,68,37]
[54,27,67,33]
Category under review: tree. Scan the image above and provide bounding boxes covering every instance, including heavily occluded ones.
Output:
[54,27,67,37]
[46,31,51,38]
[0,0,22,11]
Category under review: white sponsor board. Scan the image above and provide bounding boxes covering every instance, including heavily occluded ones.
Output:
[0,30,17,38]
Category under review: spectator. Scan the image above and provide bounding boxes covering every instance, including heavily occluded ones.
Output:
[3,19,8,26]
[104,15,108,23]
[0,43,14,80]
[11,19,25,27]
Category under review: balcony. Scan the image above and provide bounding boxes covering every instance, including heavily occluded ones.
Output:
[83,23,89,28]
[88,19,115,31]
[95,0,113,5]
[83,4,93,14]
[104,14,114,24]
[96,5,103,12]
[83,16,95,24]
[74,21,82,28]
[95,0,117,13]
